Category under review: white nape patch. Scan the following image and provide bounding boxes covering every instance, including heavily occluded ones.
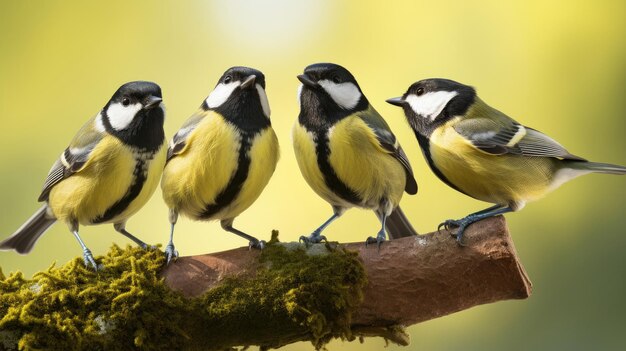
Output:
[256,84,271,118]
[106,102,142,131]
[549,168,590,192]
[205,81,239,109]
[506,125,526,147]
[405,91,458,121]
[94,113,106,132]
[297,83,304,106]
[318,80,361,110]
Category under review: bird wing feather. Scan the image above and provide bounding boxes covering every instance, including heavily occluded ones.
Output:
[454,100,586,161]
[357,107,418,194]
[166,112,205,161]
[38,115,105,201]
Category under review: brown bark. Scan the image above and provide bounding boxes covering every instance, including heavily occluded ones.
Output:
[162,215,531,331]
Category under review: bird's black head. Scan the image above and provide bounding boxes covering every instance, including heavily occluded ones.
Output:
[386,78,476,137]
[102,81,165,151]
[297,63,369,129]
[202,66,271,131]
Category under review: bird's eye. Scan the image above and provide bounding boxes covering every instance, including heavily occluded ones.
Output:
[332,75,341,84]
[416,87,425,96]
[224,75,232,84]
[122,97,130,106]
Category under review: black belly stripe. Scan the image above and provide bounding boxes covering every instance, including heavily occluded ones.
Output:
[315,131,362,205]
[199,134,252,219]
[92,159,147,224]
[415,133,470,197]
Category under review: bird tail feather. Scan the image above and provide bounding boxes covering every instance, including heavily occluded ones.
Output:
[0,206,56,254]
[568,161,626,175]
[386,206,419,239]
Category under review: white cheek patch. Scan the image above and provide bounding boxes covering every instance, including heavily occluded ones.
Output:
[106,102,142,131]
[405,91,458,121]
[318,80,362,110]
[205,81,240,109]
[94,112,106,132]
[256,84,271,118]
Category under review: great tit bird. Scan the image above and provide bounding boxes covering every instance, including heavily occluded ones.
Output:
[0,81,167,270]
[293,63,418,247]
[387,78,626,243]
[161,66,279,263]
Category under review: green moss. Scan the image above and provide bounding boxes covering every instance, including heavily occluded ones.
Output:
[0,232,368,351]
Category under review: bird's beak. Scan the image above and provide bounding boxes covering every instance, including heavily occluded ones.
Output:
[240,75,256,89]
[297,74,320,89]
[386,97,405,107]
[144,95,163,109]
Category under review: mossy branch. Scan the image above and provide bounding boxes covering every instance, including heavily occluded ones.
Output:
[0,216,531,350]
[163,216,531,339]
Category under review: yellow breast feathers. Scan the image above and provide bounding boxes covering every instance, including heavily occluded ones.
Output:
[48,136,166,225]
[162,111,279,220]
[292,116,406,209]
[328,116,406,208]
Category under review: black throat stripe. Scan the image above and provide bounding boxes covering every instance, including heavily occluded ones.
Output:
[92,156,149,224]
[315,130,362,205]
[199,131,254,219]
[415,132,468,196]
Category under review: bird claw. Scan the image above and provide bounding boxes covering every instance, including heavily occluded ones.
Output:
[365,235,386,251]
[437,219,468,246]
[299,233,327,246]
[165,243,179,265]
[82,248,98,271]
[437,222,446,235]
[438,219,460,234]
[248,240,266,250]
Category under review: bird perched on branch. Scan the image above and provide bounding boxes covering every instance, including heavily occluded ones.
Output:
[0,81,167,270]
[387,78,626,243]
[293,63,418,247]
[161,67,279,263]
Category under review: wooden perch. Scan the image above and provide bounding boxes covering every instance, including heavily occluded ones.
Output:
[162,216,532,343]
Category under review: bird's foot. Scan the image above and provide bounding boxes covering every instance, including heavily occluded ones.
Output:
[365,231,386,250]
[299,232,327,246]
[248,239,266,250]
[438,218,470,246]
[82,248,98,271]
[164,243,179,265]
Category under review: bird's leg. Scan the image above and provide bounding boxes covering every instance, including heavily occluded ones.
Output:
[366,211,387,250]
[113,222,150,249]
[69,222,97,271]
[438,205,512,245]
[466,204,504,217]
[299,211,341,245]
[221,219,266,250]
[165,209,179,264]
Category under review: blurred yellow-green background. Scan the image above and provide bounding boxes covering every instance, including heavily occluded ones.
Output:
[1,1,625,350]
